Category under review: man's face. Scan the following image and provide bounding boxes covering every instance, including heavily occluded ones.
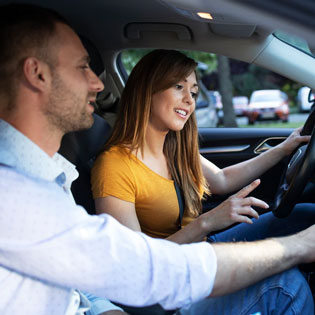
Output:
[42,22,104,134]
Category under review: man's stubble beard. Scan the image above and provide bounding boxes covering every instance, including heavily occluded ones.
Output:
[42,72,94,134]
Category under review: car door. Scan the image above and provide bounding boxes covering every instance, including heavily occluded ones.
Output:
[199,127,292,211]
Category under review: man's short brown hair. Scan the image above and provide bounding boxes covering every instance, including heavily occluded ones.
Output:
[0,4,70,107]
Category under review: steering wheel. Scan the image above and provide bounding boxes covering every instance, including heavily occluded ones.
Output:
[272,106,315,218]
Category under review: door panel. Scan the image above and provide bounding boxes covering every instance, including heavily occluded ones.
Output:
[199,127,293,212]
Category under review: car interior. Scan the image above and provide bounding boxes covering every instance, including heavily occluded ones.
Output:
[40,0,315,215]
[2,0,315,312]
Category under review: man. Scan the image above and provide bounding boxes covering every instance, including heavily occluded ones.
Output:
[0,3,314,315]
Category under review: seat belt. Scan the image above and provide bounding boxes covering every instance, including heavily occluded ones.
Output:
[174,181,185,228]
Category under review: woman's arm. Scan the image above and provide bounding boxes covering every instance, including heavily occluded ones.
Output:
[95,196,141,231]
[202,127,310,195]
[95,180,267,244]
[166,179,268,244]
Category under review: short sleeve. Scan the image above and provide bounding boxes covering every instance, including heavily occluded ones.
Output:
[91,149,136,203]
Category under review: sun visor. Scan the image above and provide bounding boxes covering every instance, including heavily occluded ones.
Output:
[125,23,191,41]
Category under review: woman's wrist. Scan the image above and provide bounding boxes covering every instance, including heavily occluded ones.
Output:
[277,140,292,157]
[197,212,215,236]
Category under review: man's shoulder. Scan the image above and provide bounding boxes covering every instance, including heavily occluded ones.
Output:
[0,165,66,201]
[0,164,48,185]
[0,164,32,184]
[0,165,90,233]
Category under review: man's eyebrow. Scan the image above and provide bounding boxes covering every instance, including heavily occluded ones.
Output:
[79,55,91,63]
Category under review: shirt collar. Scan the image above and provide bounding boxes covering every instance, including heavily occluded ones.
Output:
[0,119,78,187]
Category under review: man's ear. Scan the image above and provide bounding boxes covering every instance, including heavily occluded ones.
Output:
[23,57,50,92]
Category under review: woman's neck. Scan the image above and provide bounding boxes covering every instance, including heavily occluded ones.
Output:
[131,124,171,180]
[144,124,168,158]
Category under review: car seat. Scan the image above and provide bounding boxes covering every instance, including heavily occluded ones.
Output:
[58,112,111,214]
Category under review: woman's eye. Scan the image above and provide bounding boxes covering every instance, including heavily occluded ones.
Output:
[80,64,90,69]
[175,84,183,90]
[191,92,197,99]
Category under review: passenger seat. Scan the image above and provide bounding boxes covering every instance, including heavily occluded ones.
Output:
[58,112,111,214]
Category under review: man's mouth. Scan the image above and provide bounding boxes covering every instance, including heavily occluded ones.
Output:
[88,100,96,108]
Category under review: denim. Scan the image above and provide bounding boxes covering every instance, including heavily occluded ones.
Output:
[178,268,313,315]
[84,292,124,315]
[179,204,315,315]
[209,203,315,243]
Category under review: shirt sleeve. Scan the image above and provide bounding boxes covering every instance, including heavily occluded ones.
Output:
[0,168,217,310]
[91,150,136,203]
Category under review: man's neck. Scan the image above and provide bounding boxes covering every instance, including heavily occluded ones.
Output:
[2,113,62,157]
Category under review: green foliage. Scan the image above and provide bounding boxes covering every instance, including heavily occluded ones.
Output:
[120,49,217,75]
[232,64,278,98]
[180,50,217,73]
[121,49,153,74]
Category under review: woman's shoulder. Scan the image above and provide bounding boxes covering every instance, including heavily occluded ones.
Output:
[92,145,132,175]
[98,145,130,160]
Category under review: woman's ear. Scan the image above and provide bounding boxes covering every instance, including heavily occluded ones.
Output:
[23,57,50,92]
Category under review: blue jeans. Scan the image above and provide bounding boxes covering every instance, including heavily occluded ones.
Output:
[180,204,315,315]
[178,267,313,315]
[209,203,315,243]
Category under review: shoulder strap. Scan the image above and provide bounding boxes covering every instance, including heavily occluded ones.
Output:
[174,181,185,228]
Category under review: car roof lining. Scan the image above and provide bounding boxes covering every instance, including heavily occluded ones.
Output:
[5,0,315,89]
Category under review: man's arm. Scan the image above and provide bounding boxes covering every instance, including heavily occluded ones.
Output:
[210,228,312,296]
[2,168,315,310]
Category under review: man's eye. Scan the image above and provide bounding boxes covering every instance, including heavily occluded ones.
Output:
[81,64,90,69]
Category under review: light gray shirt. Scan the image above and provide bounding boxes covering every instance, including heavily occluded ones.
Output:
[0,119,217,314]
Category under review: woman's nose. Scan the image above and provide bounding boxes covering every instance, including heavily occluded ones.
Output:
[184,90,194,105]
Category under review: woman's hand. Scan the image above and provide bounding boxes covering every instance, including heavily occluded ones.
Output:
[279,127,311,156]
[200,179,269,232]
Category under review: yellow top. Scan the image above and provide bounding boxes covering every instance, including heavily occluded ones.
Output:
[91,146,194,238]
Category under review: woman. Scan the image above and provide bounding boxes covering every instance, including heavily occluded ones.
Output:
[91,49,313,244]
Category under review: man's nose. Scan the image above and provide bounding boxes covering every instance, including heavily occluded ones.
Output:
[90,70,104,92]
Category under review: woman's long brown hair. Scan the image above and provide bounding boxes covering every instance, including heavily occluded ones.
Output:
[105,49,209,217]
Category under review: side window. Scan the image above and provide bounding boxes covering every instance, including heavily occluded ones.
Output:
[120,49,312,128]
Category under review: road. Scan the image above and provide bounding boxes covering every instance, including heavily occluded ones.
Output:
[236,113,309,126]
[289,113,309,123]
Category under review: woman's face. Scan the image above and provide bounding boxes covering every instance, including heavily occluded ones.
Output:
[150,71,198,132]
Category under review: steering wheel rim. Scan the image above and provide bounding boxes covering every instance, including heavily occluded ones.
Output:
[272,108,315,218]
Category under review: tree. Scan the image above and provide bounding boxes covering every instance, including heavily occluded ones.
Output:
[218,55,237,127]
